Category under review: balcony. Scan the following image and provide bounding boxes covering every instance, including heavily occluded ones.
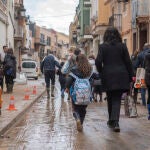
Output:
[135,0,150,24]
[35,38,46,46]
[14,26,23,40]
[0,0,7,22]
[109,14,122,32]
[137,0,149,17]
[84,1,91,7]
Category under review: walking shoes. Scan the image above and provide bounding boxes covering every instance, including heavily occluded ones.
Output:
[76,119,83,132]
[113,122,120,132]
[107,121,120,132]
[107,121,114,128]
[73,112,83,132]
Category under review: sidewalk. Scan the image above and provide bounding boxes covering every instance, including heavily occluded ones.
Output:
[0,80,45,135]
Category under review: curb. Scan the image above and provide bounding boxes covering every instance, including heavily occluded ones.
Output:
[0,90,46,135]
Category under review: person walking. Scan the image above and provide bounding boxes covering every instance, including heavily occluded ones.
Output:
[144,48,150,120]
[135,43,150,106]
[95,27,133,132]
[41,51,60,98]
[1,46,8,61]
[65,54,93,132]
[88,54,102,102]
[61,48,81,75]
[0,57,4,90]
[57,59,66,98]
[131,50,139,103]
[0,46,8,91]
[3,48,16,93]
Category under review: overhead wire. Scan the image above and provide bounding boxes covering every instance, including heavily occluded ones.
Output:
[30,13,75,19]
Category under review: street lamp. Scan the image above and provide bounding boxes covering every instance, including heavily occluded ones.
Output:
[20,6,26,17]
[26,15,30,25]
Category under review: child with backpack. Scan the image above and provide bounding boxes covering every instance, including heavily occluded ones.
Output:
[65,54,93,132]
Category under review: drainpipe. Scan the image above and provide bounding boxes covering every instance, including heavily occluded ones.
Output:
[136,0,139,50]
[5,17,8,46]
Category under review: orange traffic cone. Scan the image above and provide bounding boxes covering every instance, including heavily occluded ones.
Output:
[7,95,17,111]
[32,86,37,95]
[24,88,30,100]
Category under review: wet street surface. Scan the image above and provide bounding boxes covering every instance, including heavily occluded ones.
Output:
[0,85,149,150]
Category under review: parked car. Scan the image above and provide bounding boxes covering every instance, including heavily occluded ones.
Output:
[21,60,38,80]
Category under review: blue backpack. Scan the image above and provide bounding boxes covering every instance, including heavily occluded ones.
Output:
[69,72,92,105]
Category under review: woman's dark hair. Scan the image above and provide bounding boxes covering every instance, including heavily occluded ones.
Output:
[7,48,13,55]
[103,27,122,44]
[76,54,92,77]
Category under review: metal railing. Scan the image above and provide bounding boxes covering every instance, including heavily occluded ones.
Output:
[109,14,122,32]
[35,38,47,45]
[14,26,23,38]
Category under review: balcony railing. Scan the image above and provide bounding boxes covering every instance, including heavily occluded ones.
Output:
[14,26,23,39]
[35,38,46,46]
[137,0,149,17]
[84,1,91,7]
[109,14,122,32]
[0,0,7,15]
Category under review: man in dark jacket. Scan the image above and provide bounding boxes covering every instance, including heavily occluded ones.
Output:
[3,48,16,93]
[41,51,60,98]
[135,43,150,106]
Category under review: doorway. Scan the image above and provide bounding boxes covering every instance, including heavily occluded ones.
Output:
[139,24,147,51]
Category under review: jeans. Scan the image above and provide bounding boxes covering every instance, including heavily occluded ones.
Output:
[141,88,146,106]
[72,101,87,124]
[147,86,150,104]
[44,70,55,88]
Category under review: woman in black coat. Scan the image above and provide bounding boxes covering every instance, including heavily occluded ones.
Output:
[95,27,133,132]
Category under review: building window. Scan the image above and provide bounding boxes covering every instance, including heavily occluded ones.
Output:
[40,34,45,43]
[47,37,51,46]
[123,2,127,12]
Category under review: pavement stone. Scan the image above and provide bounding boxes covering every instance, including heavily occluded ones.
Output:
[0,79,45,135]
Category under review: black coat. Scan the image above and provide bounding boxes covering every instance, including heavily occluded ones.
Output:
[95,43,133,92]
[40,54,60,72]
[4,54,16,78]
[145,53,150,86]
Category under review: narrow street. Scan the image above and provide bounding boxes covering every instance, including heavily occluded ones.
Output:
[0,81,149,150]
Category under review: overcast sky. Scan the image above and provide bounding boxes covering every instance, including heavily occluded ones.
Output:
[24,0,79,35]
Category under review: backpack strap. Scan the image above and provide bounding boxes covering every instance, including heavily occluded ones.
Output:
[70,71,93,80]
[87,71,93,80]
[69,72,79,80]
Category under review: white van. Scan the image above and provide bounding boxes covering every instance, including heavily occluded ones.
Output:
[21,60,38,80]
